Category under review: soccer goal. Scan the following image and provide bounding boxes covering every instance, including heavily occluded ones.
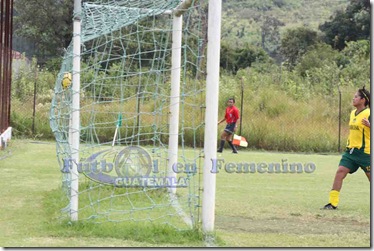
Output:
[50,0,221,232]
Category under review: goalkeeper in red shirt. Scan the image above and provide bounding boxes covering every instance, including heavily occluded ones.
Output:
[217,97,240,153]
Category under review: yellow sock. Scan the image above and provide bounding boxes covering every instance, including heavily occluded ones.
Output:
[328,190,340,207]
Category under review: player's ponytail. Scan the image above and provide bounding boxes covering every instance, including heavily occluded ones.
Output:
[359,86,370,108]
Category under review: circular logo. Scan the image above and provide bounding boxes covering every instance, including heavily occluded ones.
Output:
[115,146,152,178]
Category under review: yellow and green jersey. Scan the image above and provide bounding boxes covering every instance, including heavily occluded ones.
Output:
[346,108,370,154]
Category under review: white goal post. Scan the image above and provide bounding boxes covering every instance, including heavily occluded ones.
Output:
[69,0,221,233]
[202,0,221,233]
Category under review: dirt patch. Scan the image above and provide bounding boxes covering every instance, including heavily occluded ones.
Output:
[215,214,370,235]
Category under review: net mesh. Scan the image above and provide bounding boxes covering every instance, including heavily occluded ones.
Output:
[50,0,207,230]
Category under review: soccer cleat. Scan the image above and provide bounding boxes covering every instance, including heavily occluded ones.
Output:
[227,141,238,154]
[217,149,223,153]
[321,203,337,210]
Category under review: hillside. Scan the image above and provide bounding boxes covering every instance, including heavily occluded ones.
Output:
[221,0,350,54]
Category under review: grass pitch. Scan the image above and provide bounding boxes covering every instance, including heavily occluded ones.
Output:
[214,149,370,247]
[0,140,370,247]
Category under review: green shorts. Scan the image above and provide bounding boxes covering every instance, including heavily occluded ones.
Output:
[339,148,371,174]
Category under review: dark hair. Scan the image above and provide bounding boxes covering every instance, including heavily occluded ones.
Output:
[228,97,235,103]
[358,86,370,108]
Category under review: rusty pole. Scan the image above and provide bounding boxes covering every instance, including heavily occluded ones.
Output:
[0,0,13,133]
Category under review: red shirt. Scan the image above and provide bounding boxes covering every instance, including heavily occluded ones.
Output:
[225,106,240,124]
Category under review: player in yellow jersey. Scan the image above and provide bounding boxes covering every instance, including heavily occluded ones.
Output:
[322,86,370,210]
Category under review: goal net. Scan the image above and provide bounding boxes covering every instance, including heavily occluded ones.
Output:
[50,0,208,230]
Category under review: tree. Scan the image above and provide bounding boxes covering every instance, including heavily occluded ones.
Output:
[260,15,284,57]
[319,0,370,50]
[339,40,370,84]
[220,43,269,74]
[294,43,340,77]
[13,0,74,61]
[280,27,319,68]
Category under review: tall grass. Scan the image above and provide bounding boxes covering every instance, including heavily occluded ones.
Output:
[10,53,363,153]
[10,81,356,152]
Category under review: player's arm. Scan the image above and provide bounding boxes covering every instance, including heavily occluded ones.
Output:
[362,115,370,128]
[218,117,226,125]
[217,108,226,125]
[234,108,240,131]
[234,119,240,131]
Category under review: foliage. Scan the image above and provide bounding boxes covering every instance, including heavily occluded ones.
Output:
[319,0,370,50]
[340,39,370,61]
[11,34,369,152]
[294,43,340,77]
[44,57,64,72]
[338,40,370,86]
[303,62,342,94]
[13,0,74,59]
[13,0,350,65]
[220,43,270,74]
[260,15,285,57]
[279,26,320,68]
[11,0,370,152]
[221,0,349,62]
[11,57,56,139]
[12,57,56,100]
[223,0,301,11]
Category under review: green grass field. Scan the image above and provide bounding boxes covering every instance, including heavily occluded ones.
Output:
[0,140,370,247]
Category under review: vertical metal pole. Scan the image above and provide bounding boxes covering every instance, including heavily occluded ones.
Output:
[32,73,37,135]
[240,78,244,136]
[3,0,9,130]
[70,0,81,221]
[0,0,13,132]
[7,0,13,128]
[168,14,182,194]
[0,0,4,132]
[338,86,341,152]
[4,0,10,129]
[202,0,221,233]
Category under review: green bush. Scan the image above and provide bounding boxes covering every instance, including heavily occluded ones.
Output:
[10,40,367,153]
